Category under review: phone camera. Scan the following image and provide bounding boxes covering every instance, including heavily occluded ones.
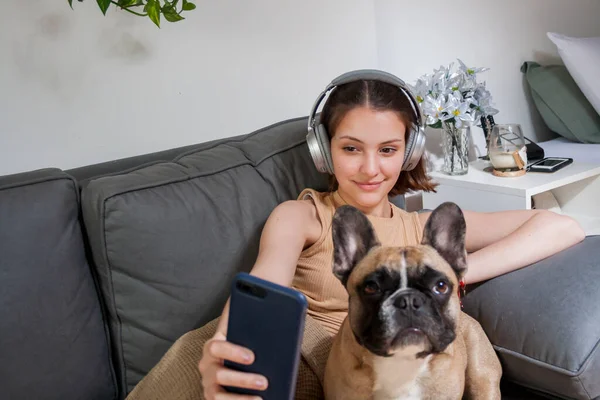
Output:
[236,281,267,298]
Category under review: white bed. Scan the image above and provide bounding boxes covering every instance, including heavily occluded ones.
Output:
[538,137,600,164]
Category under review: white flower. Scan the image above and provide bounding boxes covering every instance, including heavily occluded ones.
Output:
[458,59,489,79]
[441,95,475,128]
[411,59,498,128]
[473,84,491,102]
[411,76,433,104]
[431,66,452,97]
[472,84,499,116]
[422,95,447,125]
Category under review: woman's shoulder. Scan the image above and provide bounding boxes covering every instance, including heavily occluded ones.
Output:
[267,195,323,245]
[271,197,318,219]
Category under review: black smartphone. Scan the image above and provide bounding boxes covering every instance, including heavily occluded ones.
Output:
[224,273,308,400]
[527,157,573,173]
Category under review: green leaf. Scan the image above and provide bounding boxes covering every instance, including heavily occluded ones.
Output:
[97,0,111,15]
[162,4,185,22]
[68,0,73,9]
[146,0,161,27]
[429,120,442,129]
[182,0,196,11]
[118,0,140,6]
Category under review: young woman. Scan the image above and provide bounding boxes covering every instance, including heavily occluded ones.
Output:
[141,71,585,400]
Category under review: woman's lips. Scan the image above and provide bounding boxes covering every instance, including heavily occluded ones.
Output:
[354,181,383,191]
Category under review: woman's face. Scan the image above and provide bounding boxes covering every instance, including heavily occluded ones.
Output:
[330,106,407,214]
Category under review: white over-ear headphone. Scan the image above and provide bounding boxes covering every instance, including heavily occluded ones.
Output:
[306,69,426,174]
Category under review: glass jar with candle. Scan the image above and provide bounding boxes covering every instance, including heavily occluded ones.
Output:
[488,124,528,177]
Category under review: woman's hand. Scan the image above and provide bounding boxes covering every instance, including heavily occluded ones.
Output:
[198,331,268,400]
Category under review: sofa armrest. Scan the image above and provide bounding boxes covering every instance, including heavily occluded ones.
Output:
[463,236,600,400]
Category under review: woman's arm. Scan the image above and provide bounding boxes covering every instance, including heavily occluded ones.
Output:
[419,208,585,284]
[214,199,321,335]
[199,199,321,397]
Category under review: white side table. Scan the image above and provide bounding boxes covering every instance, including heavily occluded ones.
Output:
[422,160,600,236]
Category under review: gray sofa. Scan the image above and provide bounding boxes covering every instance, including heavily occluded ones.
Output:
[1,116,598,400]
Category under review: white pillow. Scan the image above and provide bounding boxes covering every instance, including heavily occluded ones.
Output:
[547,32,600,116]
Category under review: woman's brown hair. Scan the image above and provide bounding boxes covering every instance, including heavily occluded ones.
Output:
[319,79,437,196]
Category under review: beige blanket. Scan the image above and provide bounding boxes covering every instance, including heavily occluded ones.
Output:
[127,316,333,400]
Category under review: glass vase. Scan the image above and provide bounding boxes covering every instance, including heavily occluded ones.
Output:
[441,121,470,175]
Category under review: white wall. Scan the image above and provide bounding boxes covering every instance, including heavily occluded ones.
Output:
[375,0,600,158]
[0,0,378,175]
[2,1,600,176]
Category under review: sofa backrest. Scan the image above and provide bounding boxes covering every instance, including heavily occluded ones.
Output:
[0,169,118,400]
[80,116,330,394]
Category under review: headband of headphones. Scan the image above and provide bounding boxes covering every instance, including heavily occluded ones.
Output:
[307,69,424,133]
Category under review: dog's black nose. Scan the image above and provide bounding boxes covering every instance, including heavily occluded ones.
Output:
[394,293,424,310]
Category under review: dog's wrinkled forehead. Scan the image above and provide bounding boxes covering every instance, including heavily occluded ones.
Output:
[331,202,467,289]
[346,246,457,291]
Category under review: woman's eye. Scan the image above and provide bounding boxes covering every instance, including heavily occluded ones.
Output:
[433,281,449,295]
[380,147,397,154]
[343,146,358,152]
[363,281,380,295]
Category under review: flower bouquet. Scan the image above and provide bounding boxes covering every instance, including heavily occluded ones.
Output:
[410,59,499,175]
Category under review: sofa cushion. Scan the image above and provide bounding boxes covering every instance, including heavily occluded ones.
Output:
[463,235,600,400]
[521,61,600,144]
[81,116,329,394]
[0,169,117,400]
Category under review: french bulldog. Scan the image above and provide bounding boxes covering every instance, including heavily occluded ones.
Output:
[324,202,502,400]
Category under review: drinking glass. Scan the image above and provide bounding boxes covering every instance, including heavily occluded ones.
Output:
[488,124,527,176]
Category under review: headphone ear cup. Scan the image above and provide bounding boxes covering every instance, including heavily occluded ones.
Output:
[402,126,426,171]
[307,129,326,174]
[315,124,334,174]
[402,125,416,170]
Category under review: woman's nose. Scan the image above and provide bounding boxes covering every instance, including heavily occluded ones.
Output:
[360,153,379,176]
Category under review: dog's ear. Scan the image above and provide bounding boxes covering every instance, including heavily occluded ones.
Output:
[421,202,467,279]
[332,205,380,286]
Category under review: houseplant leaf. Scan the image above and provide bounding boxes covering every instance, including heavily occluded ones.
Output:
[146,0,161,27]
[162,4,185,22]
[118,0,140,7]
[182,0,196,11]
[97,0,111,15]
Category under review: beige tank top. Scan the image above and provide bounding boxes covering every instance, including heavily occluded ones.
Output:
[291,188,424,336]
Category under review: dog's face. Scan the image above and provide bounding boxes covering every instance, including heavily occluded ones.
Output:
[332,202,468,358]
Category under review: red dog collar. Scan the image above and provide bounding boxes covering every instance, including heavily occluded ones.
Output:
[458,279,467,309]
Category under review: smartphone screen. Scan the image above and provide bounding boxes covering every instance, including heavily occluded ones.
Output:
[535,158,565,167]
[528,157,573,173]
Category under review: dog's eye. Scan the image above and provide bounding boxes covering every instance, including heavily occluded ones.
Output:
[433,281,449,295]
[363,281,380,295]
